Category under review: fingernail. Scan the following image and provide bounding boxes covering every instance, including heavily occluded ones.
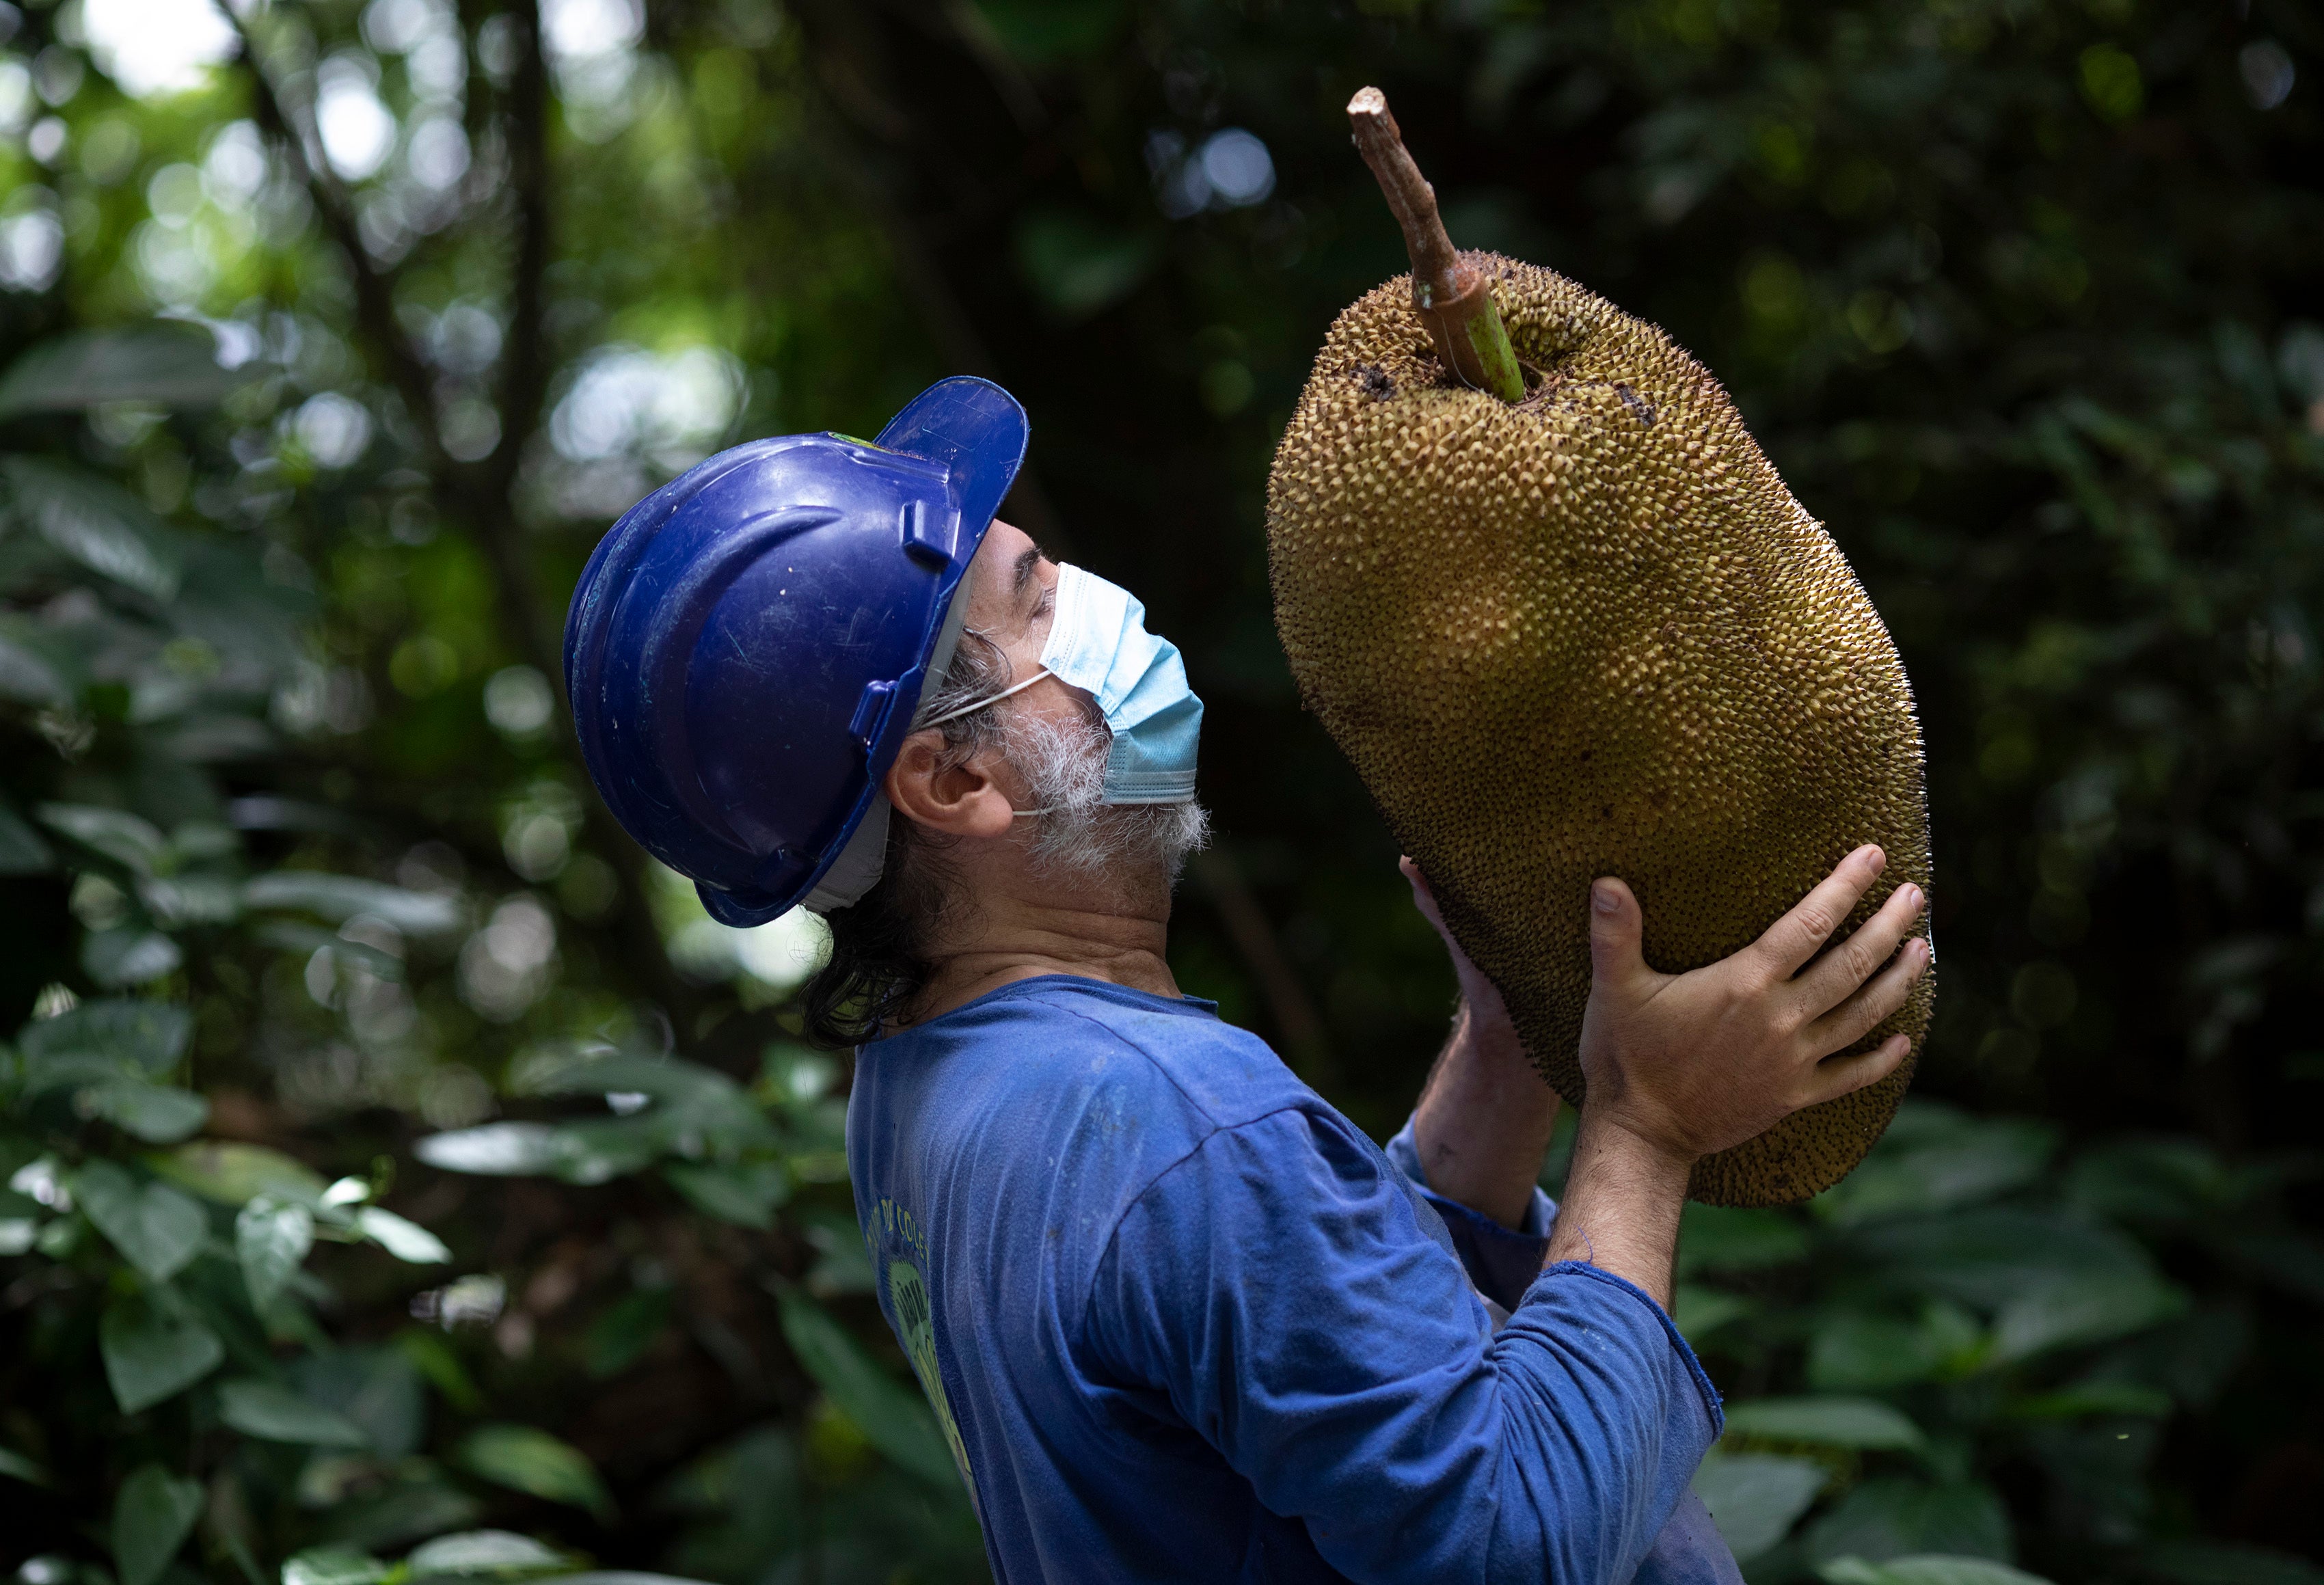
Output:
[1902,884,1923,911]
[1865,846,1887,872]
[1591,881,1620,914]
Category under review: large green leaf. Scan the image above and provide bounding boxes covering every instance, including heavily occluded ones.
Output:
[355,1206,452,1264]
[83,930,187,990]
[1724,1396,1928,1452]
[0,799,53,873]
[34,804,170,876]
[1693,1450,1827,1561]
[136,871,243,926]
[1673,1284,1753,1342]
[1990,1267,2187,1364]
[100,1292,225,1412]
[455,1426,614,1518]
[111,1463,204,1585]
[664,1160,789,1229]
[255,919,405,981]
[507,1046,705,1101]
[584,1287,674,1379]
[242,871,463,936]
[19,997,191,1077]
[281,1548,396,1585]
[777,1288,958,1489]
[416,1119,660,1184]
[2063,1138,2235,1228]
[1815,1105,2057,1229]
[87,1079,210,1142]
[1818,1556,2053,1585]
[1809,1305,1985,1392]
[290,1345,429,1459]
[152,1140,328,1206]
[514,1050,778,1158]
[219,1379,370,1447]
[401,1530,568,1579]
[1804,1479,2016,1570]
[0,626,71,708]
[551,1117,692,1180]
[75,1159,208,1282]
[0,323,242,418]
[414,1122,565,1176]
[1855,1207,2183,1359]
[2003,1381,2173,1421]
[1,457,180,599]
[1677,1203,1812,1275]
[236,1197,313,1309]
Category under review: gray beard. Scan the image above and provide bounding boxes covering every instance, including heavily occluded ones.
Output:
[1001,705,1211,883]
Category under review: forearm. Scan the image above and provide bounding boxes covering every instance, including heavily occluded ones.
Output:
[1541,1111,1690,1310]
[1410,996,1560,1228]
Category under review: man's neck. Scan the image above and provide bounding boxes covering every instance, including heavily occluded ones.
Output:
[907,854,1179,1026]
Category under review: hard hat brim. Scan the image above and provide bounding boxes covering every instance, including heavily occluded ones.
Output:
[874,376,1029,541]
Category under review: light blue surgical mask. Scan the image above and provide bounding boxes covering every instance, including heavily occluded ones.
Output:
[919,562,1203,805]
[1040,563,1203,804]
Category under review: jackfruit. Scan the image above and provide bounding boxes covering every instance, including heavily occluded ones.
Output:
[1267,256,1934,1207]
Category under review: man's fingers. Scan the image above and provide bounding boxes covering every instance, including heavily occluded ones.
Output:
[1799,1033,1913,1109]
[1804,936,1930,1059]
[1399,856,1446,930]
[1793,882,1926,1016]
[1752,845,1887,978]
[1587,877,1650,991]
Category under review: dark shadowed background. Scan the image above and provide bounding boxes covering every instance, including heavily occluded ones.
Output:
[0,1,2319,1582]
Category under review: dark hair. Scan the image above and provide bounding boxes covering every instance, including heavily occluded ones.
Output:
[797,632,1012,1046]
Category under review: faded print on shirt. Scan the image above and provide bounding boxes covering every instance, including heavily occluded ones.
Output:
[867,1194,979,1511]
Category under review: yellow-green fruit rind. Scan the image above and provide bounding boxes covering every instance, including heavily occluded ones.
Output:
[1267,254,1934,1207]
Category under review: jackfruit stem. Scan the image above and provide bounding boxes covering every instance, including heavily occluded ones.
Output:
[1346,87,1526,405]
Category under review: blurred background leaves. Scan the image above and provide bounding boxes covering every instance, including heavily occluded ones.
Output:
[0,0,2316,1582]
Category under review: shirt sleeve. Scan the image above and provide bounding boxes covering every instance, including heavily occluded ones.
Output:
[1634,1491,1748,1585]
[1080,1105,1724,1585]
[1384,1114,1556,1314]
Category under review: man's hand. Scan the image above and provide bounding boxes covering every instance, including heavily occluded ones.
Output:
[1403,857,1517,1035]
[1404,858,1558,1230]
[1545,845,1928,1309]
[1578,843,1927,1165]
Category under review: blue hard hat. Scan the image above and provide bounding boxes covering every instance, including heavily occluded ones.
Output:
[563,376,1029,927]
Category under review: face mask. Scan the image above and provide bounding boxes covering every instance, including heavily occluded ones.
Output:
[919,563,1203,805]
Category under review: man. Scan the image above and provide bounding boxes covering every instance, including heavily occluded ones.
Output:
[566,379,1929,1583]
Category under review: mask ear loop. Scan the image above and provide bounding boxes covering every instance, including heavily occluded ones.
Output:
[907,666,1060,818]
[914,666,1053,731]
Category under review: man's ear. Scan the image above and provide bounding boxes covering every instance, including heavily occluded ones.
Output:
[884,729,1017,841]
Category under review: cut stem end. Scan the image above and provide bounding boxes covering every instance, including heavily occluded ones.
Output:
[1346,85,1524,404]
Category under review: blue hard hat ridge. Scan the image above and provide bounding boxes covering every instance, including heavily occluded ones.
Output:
[563,376,1030,927]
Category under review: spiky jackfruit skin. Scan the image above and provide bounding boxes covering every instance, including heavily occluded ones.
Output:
[1267,256,1932,1206]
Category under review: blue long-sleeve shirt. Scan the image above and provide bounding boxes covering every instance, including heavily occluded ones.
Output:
[848,975,1737,1582]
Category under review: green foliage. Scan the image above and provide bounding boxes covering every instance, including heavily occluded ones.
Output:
[1818,1559,2054,1585]
[455,1428,612,1521]
[775,1288,960,1491]
[1664,1100,2324,1579]
[0,1,2315,1583]
[114,1465,206,1585]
